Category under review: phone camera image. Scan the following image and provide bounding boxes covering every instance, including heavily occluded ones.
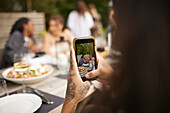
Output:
[76,40,96,81]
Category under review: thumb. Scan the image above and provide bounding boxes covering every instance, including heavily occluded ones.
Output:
[84,80,91,87]
[85,69,100,79]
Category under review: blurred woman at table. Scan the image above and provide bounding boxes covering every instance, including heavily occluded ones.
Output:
[67,0,94,37]
[0,18,39,69]
[61,0,169,113]
[43,14,74,57]
[26,14,74,65]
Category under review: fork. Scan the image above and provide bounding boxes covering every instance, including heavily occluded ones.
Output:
[34,89,54,104]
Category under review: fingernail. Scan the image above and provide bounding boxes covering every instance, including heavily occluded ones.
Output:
[85,74,90,78]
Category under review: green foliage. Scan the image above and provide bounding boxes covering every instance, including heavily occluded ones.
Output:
[0,0,16,11]
[77,43,94,55]
[0,0,110,28]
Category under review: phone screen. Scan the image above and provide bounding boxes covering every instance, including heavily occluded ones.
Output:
[75,38,97,81]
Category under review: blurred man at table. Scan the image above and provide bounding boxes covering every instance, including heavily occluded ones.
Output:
[67,0,94,37]
[0,17,39,68]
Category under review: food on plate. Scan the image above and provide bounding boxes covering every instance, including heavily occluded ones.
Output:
[78,67,87,72]
[7,64,51,79]
[14,62,29,69]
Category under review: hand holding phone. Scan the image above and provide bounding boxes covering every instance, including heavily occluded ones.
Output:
[85,52,114,84]
[73,36,97,81]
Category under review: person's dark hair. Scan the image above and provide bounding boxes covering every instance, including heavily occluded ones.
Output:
[81,55,84,58]
[10,17,30,35]
[82,0,169,113]
[76,0,88,15]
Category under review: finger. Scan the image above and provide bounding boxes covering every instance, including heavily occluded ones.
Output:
[85,69,101,79]
[84,80,91,87]
[70,47,77,70]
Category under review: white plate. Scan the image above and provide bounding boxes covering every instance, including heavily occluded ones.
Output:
[82,63,89,67]
[0,94,42,113]
[2,65,53,84]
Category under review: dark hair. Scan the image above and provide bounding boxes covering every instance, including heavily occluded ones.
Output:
[10,17,30,35]
[81,55,84,58]
[83,0,169,113]
[76,0,88,15]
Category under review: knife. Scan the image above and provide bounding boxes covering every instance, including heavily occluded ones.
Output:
[34,89,54,104]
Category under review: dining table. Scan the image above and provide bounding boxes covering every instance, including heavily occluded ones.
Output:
[0,50,118,113]
[0,66,97,113]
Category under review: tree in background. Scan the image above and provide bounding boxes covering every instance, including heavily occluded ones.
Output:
[77,43,94,55]
[0,0,110,29]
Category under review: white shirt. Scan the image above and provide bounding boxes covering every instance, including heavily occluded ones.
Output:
[24,36,30,47]
[67,11,94,37]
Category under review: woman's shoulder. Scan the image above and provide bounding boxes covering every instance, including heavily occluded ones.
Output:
[63,28,71,34]
[64,28,75,37]
[63,28,74,39]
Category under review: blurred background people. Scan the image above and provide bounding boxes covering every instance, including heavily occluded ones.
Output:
[43,14,74,57]
[88,54,94,62]
[67,0,94,37]
[107,7,116,50]
[88,3,104,39]
[27,14,74,65]
[78,55,87,66]
[0,18,39,68]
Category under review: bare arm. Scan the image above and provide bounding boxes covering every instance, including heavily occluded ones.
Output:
[61,49,91,113]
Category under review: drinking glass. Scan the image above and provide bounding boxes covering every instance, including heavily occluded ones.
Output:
[0,79,8,97]
[13,53,31,93]
[55,41,70,72]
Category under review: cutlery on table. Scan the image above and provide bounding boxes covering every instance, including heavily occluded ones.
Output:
[34,89,54,104]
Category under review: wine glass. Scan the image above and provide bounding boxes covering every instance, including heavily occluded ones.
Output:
[13,53,31,93]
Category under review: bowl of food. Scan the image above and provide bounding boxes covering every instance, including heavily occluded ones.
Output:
[2,64,53,84]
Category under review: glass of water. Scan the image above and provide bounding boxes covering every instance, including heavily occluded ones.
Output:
[0,79,8,97]
[13,53,31,93]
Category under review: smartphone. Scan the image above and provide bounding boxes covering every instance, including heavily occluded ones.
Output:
[73,36,97,81]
